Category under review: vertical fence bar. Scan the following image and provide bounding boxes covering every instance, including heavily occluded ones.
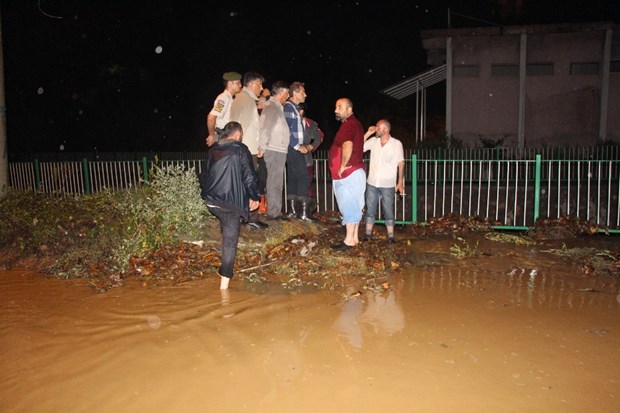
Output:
[82,159,91,195]
[577,160,581,219]
[567,161,571,216]
[495,160,501,221]
[616,162,620,227]
[34,159,41,192]
[597,162,602,225]
[607,161,612,227]
[556,160,561,218]
[534,154,541,223]
[485,159,491,219]
[587,161,592,222]
[411,154,418,223]
[142,157,149,184]
[523,160,529,227]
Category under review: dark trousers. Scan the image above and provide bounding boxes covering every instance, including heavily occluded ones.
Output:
[248,154,263,224]
[286,150,310,200]
[207,206,241,278]
[307,165,314,198]
[257,156,267,195]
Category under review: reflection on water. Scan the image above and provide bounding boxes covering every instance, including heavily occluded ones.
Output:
[411,266,620,310]
[333,288,405,349]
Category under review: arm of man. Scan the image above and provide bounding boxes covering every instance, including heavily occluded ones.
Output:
[206,114,217,146]
[364,126,377,141]
[338,141,353,178]
[396,160,405,195]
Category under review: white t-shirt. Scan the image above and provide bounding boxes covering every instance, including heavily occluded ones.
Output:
[364,136,404,188]
[209,90,234,129]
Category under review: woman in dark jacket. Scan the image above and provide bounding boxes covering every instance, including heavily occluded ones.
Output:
[199,121,260,289]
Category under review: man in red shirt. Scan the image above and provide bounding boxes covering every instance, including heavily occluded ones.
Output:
[327,98,366,250]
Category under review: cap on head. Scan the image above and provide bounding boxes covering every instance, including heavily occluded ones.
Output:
[222,71,242,81]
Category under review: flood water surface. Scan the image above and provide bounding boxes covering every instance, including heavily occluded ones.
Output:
[2,259,619,412]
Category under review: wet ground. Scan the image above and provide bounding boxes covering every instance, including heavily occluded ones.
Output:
[2,234,619,412]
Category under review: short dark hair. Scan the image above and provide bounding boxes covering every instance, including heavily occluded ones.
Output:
[271,80,289,96]
[243,71,265,86]
[289,81,305,95]
[217,121,243,139]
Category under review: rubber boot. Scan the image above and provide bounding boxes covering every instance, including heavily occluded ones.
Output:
[285,199,299,219]
[300,200,317,222]
[258,195,267,214]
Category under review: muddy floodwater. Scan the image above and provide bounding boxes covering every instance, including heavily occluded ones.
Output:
[2,239,620,413]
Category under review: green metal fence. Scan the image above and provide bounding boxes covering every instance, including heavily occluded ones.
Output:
[7,154,620,233]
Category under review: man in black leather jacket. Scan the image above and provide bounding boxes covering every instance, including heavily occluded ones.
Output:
[199,121,260,289]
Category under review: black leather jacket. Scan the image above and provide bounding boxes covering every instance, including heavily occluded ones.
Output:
[199,140,260,220]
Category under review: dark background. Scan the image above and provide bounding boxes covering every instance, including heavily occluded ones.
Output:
[2,0,619,154]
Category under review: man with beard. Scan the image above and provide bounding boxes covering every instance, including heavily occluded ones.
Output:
[328,98,366,250]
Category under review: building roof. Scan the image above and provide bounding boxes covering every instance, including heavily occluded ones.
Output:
[380,64,446,100]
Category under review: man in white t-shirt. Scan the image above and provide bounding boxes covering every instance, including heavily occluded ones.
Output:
[205,72,242,147]
[362,119,405,243]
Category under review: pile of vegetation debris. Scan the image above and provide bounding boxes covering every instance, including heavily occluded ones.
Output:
[126,216,410,293]
[1,166,618,293]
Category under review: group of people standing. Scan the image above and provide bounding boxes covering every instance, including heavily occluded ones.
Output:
[200,71,405,289]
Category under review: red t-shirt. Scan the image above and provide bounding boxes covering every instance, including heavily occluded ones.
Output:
[328,114,365,180]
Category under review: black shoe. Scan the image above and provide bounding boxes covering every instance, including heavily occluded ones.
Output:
[387,238,396,244]
[248,221,269,229]
[331,242,353,251]
[266,215,289,221]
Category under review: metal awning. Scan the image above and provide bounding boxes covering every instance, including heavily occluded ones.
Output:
[380,64,446,100]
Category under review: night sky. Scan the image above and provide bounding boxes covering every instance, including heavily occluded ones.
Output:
[2,0,618,154]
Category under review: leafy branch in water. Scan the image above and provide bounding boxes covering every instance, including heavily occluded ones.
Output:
[449,236,479,259]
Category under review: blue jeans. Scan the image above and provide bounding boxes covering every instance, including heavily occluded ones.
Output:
[207,205,241,278]
[365,184,395,227]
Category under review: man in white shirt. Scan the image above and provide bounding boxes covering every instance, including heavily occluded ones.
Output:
[205,72,242,147]
[362,119,405,243]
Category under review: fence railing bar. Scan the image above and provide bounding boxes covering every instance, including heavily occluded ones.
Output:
[587,162,592,222]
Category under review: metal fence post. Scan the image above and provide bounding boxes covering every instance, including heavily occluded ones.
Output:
[411,154,418,223]
[534,154,541,223]
[33,159,41,193]
[82,158,91,195]
[142,157,149,184]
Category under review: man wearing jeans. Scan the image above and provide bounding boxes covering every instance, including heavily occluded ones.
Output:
[362,119,405,243]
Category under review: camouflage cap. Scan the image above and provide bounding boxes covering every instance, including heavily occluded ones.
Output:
[222,71,242,81]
